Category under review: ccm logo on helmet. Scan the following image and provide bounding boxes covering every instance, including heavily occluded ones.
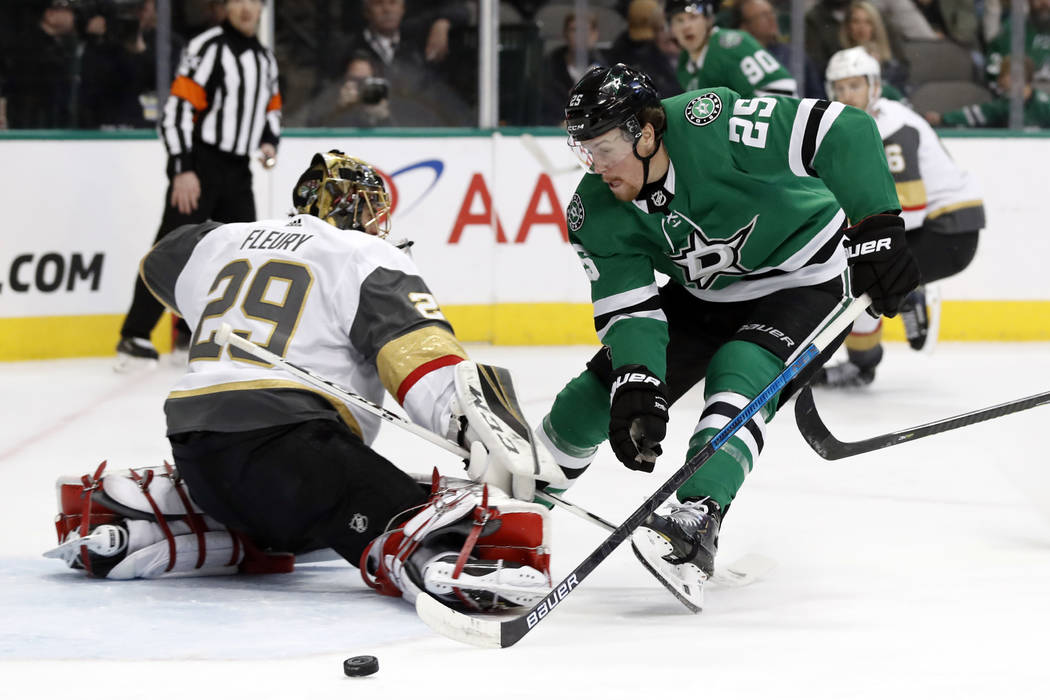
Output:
[846,237,892,258]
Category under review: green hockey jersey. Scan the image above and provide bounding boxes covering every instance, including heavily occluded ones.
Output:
[676,27,797,97]
[566,87,900,378]
[940,89,1050,128]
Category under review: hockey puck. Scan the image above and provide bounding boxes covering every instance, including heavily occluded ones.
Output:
[343,655,379,677]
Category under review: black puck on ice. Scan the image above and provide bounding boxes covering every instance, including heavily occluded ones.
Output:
[343,655,379,677]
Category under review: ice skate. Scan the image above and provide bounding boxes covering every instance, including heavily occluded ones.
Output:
[114,338,159,373]
[810,359,876,388]
[631,497,722,612]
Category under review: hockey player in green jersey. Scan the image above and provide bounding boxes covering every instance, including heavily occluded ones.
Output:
[538,64,919,608]
[668,0,796,98]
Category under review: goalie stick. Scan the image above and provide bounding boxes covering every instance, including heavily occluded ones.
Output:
[416,295,870,648]
[794,384,1050,460]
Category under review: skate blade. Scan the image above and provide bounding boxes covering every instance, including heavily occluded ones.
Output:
[113,355,159,374]
[631,527,707,613]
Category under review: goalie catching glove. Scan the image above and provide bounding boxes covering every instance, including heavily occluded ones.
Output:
[361,470,552,612]
[448,361,568,500]
[845,213,920,317]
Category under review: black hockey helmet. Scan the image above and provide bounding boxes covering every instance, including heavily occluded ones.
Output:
[666,0,721,19]
[564,63,663,143]
[292,150,391,236]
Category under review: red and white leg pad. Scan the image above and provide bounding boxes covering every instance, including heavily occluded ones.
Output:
[361,470,552,612]
[45,461,292,579]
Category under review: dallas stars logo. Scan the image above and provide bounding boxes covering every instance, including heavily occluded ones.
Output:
[685,92,722,127]
[667,214,759,289]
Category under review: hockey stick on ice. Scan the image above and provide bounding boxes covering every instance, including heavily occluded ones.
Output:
[794,384,1050,460]
[213,324,617,531]
[415,295,870,648]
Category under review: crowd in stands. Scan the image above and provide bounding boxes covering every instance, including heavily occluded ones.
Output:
[2,0,1049,130]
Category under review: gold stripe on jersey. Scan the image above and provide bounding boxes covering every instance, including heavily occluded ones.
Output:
[844,322,883,351]
[167,379,364,438]
[927,199,984,220]
[895,179,927,211]
[376,326,469,400]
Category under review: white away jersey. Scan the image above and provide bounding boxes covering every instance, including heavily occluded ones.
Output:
[870,97,985,232]
[141,214,467,443]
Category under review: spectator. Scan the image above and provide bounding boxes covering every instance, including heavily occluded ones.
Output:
[79,0,180,128]
[911,0,980,49]
[806,0,932,75]
[329,0,470,126]
[3,0,78,128]
[295,52,393,128]
[733,0,826,98]
[928,55,1050,127]
[839,1,908,95]
[986,0,1050,88]
[540,11,607,124]
[606,0,682,98]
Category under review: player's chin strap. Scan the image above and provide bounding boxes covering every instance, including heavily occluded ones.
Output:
[632,133,663,188]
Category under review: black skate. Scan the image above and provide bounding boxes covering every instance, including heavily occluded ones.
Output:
[114,337,159,373]
[900,287,929,351]
[631,497,722,612]
[810,360,876,388]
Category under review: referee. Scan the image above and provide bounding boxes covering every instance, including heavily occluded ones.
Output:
[116,0,282,370]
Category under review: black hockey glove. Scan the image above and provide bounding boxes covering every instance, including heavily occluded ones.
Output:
[845,213,921,317]
[609,365,669,473]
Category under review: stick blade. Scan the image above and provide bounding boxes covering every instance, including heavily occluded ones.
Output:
[415,593,505,648]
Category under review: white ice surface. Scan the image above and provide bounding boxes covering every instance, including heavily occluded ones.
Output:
[2,342,1050,699]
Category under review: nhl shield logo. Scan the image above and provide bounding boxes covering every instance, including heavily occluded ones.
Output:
[567,193,585,232]
[685,93,722,127]
[348,513,369,533]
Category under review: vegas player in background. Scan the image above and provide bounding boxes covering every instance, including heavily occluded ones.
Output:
[534,64,918,609]
[46,151,565,614]
[813,47,985,387]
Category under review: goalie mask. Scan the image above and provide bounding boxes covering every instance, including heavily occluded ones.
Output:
[293,151,391,236]
[564,63,664,174]
[825,47,882,113]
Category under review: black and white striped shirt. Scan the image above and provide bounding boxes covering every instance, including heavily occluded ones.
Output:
[160,21,281,174]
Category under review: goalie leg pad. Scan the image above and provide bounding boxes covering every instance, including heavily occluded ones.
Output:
[46,462,285,579]
[361,470,551,612]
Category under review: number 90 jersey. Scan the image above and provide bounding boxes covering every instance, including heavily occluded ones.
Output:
[141,214,467,444]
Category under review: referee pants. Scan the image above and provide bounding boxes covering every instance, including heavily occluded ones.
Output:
[120,146,257,341]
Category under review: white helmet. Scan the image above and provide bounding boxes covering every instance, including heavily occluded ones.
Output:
[825,47,882,111]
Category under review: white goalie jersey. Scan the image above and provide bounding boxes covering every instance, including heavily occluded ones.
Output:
[141,214,469,444]
[870,97,985,234]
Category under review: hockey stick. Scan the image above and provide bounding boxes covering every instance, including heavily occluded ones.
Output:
[416,295,870,648]
[794,383,1050,460]
[213,324,617,532]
